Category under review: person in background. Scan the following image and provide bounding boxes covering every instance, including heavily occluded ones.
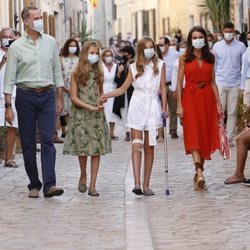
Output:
[101,49,119,140]
[213,22,246,147]
[126,32,133,44]
[176,26,223,190]
[0,27,18,168]
[234,30,240,40]
[169,37,178,51]
[246,32,250,47]
[60,38,80,138]
[118,32,122,42]
[158,36,180,139]
[113,40,127,63]
[239,32,247,47]
[113,45,135,141]
[13,30,21,39]
[215,32,223,42]
[207,33,214,50]
[63,41,111,197]
[4,6,64,198]
[109,35,119,58]
[171,41,187,93]
[175,29,183,44]
[100,36,167,196]
[133,38,138,49]
[224,127,250,185]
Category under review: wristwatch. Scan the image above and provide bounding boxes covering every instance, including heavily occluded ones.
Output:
[4,103,11,108]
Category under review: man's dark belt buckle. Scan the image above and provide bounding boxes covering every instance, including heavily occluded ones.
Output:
[197,82,206,89]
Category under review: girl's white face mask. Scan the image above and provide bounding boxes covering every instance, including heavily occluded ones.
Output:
[144,48,155,59]
[88,54,99,64]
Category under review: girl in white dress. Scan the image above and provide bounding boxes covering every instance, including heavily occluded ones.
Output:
[100,36,167,196]
[101,49,119,140]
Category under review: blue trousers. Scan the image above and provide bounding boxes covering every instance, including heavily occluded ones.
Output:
[16,88,57,194]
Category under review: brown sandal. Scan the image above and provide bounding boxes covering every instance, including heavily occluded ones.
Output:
[4,160,19,168]
[194,162,207,190]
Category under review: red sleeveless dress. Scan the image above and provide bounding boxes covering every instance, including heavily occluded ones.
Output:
[182,59,219,160]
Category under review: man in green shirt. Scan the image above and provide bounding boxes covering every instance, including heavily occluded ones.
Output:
[4,6,64,198]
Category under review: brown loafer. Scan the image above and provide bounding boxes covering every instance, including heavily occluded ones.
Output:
[28,189,39,198]
[44,186,64,198]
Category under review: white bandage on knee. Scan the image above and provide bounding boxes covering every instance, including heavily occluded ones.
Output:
[132,139,143,152]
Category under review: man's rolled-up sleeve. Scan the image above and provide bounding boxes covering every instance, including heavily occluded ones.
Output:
[3,46,18,95]
[52,40,64,88]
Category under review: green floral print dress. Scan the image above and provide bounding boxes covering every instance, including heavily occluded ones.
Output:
[63,73,111,156]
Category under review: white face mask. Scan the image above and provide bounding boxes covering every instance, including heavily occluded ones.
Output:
[69,47,77,54]
[104,56,113,64]
[224,33,234,42]
[159,46,165,53]
[169,45,176,51]
[144,48,155,59]
[88,54,99,64]
[217,35,223,41]
[247,40,250,47]
[192,38,205,49]
[33,19,43,33]
[113,40,118,45]
[1,38,12,48]
[179,48,186,55]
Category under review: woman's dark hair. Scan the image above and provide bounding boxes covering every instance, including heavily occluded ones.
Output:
[185,26,214,64]
[61,38,80,57]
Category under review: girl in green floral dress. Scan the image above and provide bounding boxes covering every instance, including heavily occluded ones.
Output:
[63,41,111,197]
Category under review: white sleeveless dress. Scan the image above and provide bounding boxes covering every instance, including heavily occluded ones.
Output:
[126,59,164,145]
[102,63,118,123]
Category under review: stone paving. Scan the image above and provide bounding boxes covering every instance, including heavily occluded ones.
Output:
[0,125,250,250]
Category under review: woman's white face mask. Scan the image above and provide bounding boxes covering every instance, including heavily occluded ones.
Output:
[104,56,113,64]
[69,47,77,54]
[192,38,205,49]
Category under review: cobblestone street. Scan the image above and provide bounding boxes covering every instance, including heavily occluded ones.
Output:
[0,125,250,250]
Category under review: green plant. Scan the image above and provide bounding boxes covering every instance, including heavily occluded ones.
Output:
[73,20,96,44]
[198,0,230,32]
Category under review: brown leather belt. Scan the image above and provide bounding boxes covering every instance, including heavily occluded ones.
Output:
[18,86,54,93]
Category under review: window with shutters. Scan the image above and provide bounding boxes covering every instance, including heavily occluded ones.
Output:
[9,0,14,28]
[163,17,170,35]
[43,11,48,34]
[23,0,35,7]
[69,17,73,37]
[49,15,55,37]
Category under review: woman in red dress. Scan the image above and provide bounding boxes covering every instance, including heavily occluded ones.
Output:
[177,26,223,190]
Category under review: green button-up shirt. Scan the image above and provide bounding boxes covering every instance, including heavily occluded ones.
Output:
[4,32,63,94]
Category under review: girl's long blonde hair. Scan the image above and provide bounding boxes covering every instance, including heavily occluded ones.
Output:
[135,36,159,79]
[73,41,103,88]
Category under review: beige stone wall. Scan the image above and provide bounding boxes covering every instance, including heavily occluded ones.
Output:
[84,0,115,47]
[114,0,159,41]
[114,0,214,41]
[0,1,9,29]
[158,0,213,39]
